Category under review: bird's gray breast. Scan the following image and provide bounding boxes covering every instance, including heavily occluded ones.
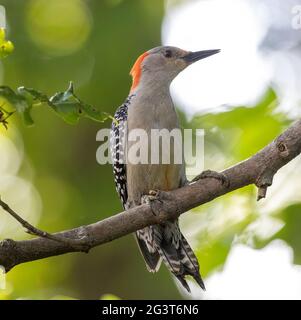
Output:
[126,92,183,205]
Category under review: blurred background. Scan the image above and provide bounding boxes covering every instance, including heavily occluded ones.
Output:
[0,0,301,300]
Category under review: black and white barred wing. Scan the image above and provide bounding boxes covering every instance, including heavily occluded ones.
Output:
[110,100,129,209]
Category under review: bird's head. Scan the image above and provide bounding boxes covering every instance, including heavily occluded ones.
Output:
[129,46,220,93]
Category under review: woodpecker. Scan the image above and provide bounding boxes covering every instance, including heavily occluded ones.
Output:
[110,46,220,292]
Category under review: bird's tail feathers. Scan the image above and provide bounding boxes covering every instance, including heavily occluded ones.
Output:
[153,223,205,292]
[136,223,205,292]
[178,235,205,291]
[135,231,161,272]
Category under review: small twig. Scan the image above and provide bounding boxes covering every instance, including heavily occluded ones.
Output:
[0,197,91,252]
[256,168,275,201]
[0,103,16,129]
[255,138,292,201]
[0,104,13,115]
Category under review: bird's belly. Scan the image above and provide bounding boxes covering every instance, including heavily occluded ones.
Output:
[126,163,182,205]
[127,114,182,203]
[126,97,183,205]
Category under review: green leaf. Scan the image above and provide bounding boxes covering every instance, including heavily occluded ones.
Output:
[17,86,50,105]
[80,103,112,122]
[0,82,112,127]
[49,82,111,124]
[49,82,81,124]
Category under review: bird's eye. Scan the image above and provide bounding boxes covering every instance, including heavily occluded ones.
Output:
[164,49,172,58]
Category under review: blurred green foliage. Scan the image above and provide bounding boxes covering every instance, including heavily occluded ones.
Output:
[0,28,14,58]
[273,204,301,265]
[0,0,300,301]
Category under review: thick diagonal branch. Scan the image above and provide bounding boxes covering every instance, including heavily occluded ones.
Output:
[0,119,301,272]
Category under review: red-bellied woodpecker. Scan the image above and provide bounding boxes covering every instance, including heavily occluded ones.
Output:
[110,46,220,292]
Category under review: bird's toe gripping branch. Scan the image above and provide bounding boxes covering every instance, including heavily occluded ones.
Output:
[141,190,166,216]
[191,169,230,188]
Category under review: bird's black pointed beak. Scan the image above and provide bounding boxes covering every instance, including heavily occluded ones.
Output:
[182,49,220,64]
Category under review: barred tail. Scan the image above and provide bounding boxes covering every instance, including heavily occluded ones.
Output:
[136,221,205,292]
[153,221,205,292]
[135,231,161,272]
[177,235,205,291]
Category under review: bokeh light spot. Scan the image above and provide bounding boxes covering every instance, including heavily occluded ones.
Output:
[26,0,92,56]
[0,133,22,176]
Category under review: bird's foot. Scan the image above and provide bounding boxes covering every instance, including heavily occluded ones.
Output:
[191,169,230,187]
[141,189,162,203]
[141,190,163,216]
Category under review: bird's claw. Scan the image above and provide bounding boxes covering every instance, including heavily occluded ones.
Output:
[149,189,162,200]
[141,190,163,216]
[142,189,162,203]
[191,169,230,187]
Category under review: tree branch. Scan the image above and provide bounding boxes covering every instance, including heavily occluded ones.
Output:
[0,198,91,252]
[0,119,301,272]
